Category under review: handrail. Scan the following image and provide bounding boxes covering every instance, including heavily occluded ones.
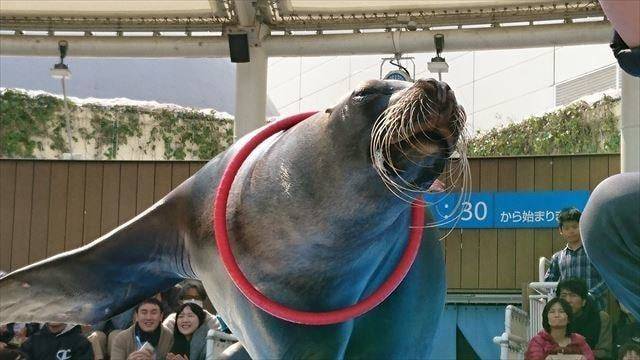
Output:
[529,282,558,297]
[493,332,527,346]
[538,257,550,282]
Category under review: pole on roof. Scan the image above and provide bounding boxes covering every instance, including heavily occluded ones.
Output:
[234,45,268,140]
[231,0,269,139]
[620,72,640,172]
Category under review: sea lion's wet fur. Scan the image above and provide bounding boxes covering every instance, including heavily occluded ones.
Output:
[0,79,466,359]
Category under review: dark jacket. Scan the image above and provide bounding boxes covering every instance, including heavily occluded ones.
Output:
[573,303,602,349]
[21,325,93,360]
[614,319,640,357]
[169,324,209,360]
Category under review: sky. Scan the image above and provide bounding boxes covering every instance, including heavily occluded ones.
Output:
[267,43,616,135]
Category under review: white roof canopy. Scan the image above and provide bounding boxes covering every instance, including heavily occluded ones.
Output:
[1,0,603,32]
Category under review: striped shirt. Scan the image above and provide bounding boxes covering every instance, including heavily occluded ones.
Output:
[544,244,608,310]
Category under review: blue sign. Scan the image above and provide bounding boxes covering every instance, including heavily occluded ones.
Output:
[424,191,590,229]
[425,192,494,228]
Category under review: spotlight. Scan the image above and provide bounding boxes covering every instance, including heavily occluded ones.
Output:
[50,40,71,79]
[427,60,449,74]
[58,40,68,62]
[427,34,449,80]
[434,34,444,56]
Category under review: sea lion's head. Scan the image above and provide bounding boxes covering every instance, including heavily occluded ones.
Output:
[326,78,466,202]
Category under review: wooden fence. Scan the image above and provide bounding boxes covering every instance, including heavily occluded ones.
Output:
[0,154,620,292]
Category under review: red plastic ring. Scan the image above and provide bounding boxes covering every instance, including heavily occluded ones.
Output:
[213,111,425,325]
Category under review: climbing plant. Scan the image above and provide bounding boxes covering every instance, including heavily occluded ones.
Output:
[0,90,69,157]
[467,96,620,157]
[0,89,233,160]
[1,89,621,160]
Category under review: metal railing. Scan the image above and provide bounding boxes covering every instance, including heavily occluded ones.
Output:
[205,329,239,360]
[494,257,561,359]
[493,305,530,360]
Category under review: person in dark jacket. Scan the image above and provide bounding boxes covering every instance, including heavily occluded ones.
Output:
[557,279,613,359]
[615,304,640,358]
[0,348,28,360]
[21,323,93,360]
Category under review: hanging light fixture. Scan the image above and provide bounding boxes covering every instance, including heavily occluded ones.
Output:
[50,40,75,159]
[427,34,449,80]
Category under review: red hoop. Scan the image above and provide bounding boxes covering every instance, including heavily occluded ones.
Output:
[213,111,425,325]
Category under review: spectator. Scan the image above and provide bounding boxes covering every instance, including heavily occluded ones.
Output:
[545,207,609,310]
[558,279,613,359]
[152,291,174,318]
[615,304,640,357]
[0,349,27,360]
[167,303,210,360]
[161,284,184,315]
[526,298,594,360]
[2,324,28,349]
[110,298,173,360]
[88,308,135,360]
[20,323,93,360]
[163,282,222,332]
[619,343,640,360]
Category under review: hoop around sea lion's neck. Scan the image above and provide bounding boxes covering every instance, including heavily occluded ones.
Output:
[212,111,426,325]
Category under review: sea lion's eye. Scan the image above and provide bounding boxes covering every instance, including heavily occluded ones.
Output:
[352,87,378,102]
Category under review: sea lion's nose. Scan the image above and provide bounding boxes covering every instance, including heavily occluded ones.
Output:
[414,78,451,106]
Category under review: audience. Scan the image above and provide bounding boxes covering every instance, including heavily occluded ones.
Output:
[0,349,27,360]
[557,279,612,359]
[545,208,609,310]
[619,343,640,360]
[0,324,25,350]
[0,282,229,360]
[110,298,173,360]
[615,304,640,358]
[20,323,94,359]
[167,303,211,360]
[526,297,594,360]
[164,281,222,332]
[88,308,135,360]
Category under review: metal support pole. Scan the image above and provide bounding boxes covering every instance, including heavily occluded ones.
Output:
[234,46,268,140]
[620,72,640,173]
[60,77,74,156]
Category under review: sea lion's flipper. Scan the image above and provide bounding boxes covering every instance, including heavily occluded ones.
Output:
[0,196,195,325]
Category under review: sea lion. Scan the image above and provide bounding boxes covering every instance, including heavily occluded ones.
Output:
[0,78,466,358]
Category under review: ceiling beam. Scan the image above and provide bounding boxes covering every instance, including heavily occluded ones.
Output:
[266,22,613,57]
[0,22,612,58]
[0,35,230,57]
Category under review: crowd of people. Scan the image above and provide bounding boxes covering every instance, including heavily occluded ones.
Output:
[525,208,640,360]
[0,280,236,360]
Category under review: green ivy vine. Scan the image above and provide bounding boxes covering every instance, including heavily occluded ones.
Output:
[1,89,621,160]
[1,89,233,160]
[468,95,620,157]
[0,90,69,157]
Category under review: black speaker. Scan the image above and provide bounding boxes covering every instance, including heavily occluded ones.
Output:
[228,33,250,63]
